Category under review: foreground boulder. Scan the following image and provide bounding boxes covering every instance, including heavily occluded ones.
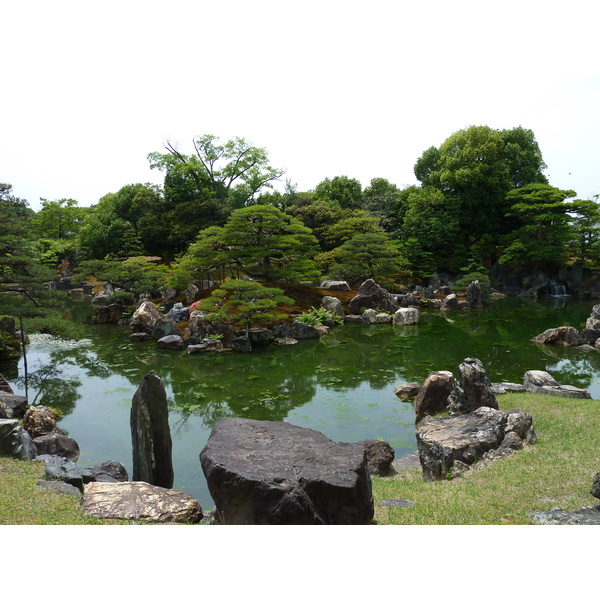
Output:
[416,406,535,481]
[81,481,203,523]
[348,279,399,315]
[200,418,374,525]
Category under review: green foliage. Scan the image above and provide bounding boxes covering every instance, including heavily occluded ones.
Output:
[0,184,58,311]
[198,279,294,333]
[23,309,86,340]
[500,184,576,266]
[567,197,600,266]
[314,176,362,210]
[297,306,343,326]
[412,125,548,258]
[223,205,321,281]
[326,232,408,285]
[75,257,167,297]
[30,198,85,241]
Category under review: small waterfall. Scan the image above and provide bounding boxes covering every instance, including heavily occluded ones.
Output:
[547,281,568,297]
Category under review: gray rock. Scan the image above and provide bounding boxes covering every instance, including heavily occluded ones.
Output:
[185,283,199,304]
[152,319,180,341]
[130,300,163,336]
[466,280,484,308]
[532,507,600,525]
[524,370,558,389]
[416,407,509,481]
[531,326,583,346]
[273,321,321,340]
[320,280,351,291]
[189,313,237,346]
[441,294,459,310]
[394,383,420,400]
[36,479,81,497]
[393,307,420,326]
[344,315,363,323]
[229,335,253,352]
[32,433,80,461]
[414,371,455,421]
[361,308,378,323]
[348,279,399,315]
[491,382,527,394]
[130,332,151,342]
[592,473,600,500]
[82,481,203,523]
[200,418,374,525]
[0,393,28,418]
[156,334,185,350]
[0,419,37,459]
[22,405,59,439]
[523,370,591,398]
[130,371,173,489]
[357,439,395,476]
[165,302,190,323]
[0,373,14,394]
[187,340,226,353]
[95,304,125,324]
[447,357,498,415]
[248,327,274,345]
[321,296,345,320]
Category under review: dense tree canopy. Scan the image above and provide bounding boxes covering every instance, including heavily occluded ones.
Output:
[412,125,548,265]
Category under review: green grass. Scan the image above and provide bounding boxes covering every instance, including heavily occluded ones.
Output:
[2,392,599,525]
[372,393,600,524]
[0,458,103,525]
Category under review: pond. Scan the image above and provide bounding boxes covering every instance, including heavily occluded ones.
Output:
[6,296,600,509]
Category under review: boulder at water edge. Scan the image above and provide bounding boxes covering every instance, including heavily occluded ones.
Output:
[82,481,203,523]
[447,357,498,414]
[348,279,399,315]
[130,371,174,488]
[200,418,374,525]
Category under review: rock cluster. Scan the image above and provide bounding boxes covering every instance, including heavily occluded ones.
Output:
[412,358,535,480]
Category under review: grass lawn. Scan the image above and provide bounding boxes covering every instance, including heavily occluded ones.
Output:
[372,392,600,525]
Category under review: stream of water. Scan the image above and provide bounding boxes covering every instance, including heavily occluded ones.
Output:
[6,296,600,509]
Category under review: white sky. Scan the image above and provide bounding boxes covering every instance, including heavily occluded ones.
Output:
[2,0,599,212]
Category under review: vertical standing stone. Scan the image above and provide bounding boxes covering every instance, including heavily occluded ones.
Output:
[130,371,174,489]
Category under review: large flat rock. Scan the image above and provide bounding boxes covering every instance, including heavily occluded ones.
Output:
[81,481,203,523]
[200,418,374,525]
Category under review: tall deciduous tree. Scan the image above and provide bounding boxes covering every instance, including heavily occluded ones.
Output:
[149,134,285,211]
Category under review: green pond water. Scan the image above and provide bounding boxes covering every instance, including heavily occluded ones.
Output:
[6,296,600,509]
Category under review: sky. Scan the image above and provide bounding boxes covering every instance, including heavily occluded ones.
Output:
[2,0,599,214]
